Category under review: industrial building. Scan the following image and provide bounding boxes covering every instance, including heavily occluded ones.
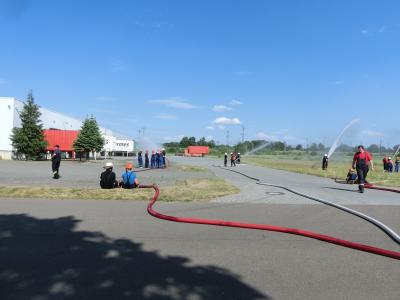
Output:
[0,97,135,159]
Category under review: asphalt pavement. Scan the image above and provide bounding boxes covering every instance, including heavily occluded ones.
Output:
[0,156,399,300]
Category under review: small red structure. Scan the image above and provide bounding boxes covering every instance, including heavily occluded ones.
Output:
[44,129,79,158]
[185,146,209,157]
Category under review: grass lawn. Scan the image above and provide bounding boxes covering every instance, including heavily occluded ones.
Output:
[0,178,239,202]
[244,155,400,187]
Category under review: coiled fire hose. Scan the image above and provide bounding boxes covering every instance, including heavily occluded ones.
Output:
[140,181,400,260]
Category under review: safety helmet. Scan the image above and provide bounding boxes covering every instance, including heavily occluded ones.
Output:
[230,152,233,155]
[238,153,240,155]
[388,157,392,160]
[324,154,328,157]
[224,153,227,155]
[125,162,133,169]
[103,162,113,169]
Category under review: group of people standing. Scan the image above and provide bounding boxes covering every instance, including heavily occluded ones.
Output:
[137,149,167,169]
[224,152,241,167]
[382,156,400,173]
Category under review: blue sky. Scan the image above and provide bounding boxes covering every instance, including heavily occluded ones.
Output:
[1,0,399,147]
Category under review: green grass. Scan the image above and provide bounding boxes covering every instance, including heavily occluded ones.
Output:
[245,155,400,187]
[0,178,239,202]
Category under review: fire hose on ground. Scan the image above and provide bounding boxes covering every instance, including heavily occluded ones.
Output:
[140,175,400,260]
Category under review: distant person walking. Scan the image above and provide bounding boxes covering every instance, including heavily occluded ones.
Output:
[237,153,241,164]
[51,145,61,179]
[224,153,228,167]
[138,151,143,168]
[144,150,149,168]
[322,154,328,170]
[352,145,374,193]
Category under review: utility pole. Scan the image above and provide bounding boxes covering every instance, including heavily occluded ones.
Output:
[141,127,146,137]
[379,139,382,155]
[241,126,245,143]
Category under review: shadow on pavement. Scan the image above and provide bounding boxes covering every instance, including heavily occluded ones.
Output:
[0,214,269,300]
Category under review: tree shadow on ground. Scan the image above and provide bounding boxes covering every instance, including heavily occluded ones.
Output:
[0,214,269,300]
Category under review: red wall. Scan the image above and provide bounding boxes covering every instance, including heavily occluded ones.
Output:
[187,146,209,155]
[44,130,79,151]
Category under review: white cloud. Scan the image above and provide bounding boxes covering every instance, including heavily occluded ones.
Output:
[230,99,243,105]
[212,117,241,125]
[361,29,369,35]
[212,105,232,112]
[207,126,215,130]
[335,80,344,85]
[149,98,199,109]
[153,113,176,120]
[363,130,384,137]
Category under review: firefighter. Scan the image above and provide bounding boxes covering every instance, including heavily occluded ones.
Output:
[51,144,62,179]
[150,150,156,169]
[138,150,143,168]
[224,153,228,167]
[100,162,118,189]
[352,145,374,193]
[322,154,328,170]
[237,152,241,164]
[230,152,236,167]
[162,148,167,168]
[121,162,139,189]
[144,150,149,168]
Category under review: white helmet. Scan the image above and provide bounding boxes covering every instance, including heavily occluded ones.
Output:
[324,154,328,157]
[389,157,392,160]
[224,153,227,155]
[238,153,240,155]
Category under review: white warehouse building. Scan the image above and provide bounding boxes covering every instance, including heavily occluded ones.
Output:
[0,97,135,159]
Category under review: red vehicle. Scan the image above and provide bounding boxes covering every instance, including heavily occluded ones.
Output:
[184,146,209,157]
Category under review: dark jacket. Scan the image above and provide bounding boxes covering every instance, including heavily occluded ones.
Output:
[100,169,117,189]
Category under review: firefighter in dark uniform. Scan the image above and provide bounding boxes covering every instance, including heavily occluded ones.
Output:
[224,153,228,167]
[352,145,374,193]
[51,145,61,179]
[322,154,328,170]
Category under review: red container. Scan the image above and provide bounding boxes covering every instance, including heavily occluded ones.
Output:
[44,130,79,151]
[186,146,209,156]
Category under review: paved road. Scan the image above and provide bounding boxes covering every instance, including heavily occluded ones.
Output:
[0,157,399,300]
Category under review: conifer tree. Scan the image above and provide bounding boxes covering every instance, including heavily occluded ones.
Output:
[10,91,47,160]
[73,116,104,159]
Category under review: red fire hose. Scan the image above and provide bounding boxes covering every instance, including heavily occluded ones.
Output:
[140,184,400,260]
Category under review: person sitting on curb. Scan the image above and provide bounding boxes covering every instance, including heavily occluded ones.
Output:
[121,162,139,189]
[100,162,118,189]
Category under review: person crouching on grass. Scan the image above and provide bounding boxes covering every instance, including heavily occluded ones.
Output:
[121,162,139,189]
